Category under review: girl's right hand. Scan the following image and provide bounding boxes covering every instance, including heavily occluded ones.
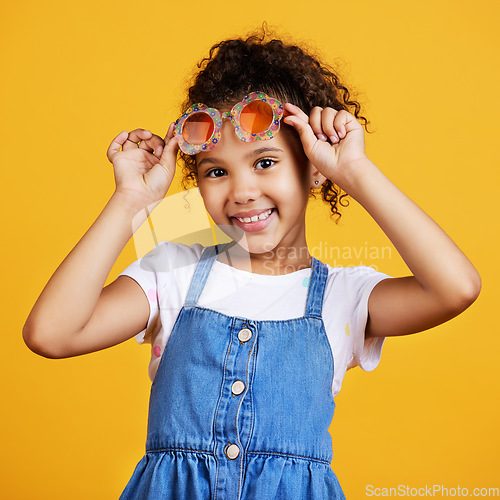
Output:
[106,123,180,210]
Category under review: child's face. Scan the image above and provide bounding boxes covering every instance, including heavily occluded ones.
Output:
[196,118,315,256]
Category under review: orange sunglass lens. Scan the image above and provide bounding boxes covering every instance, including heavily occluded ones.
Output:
[240,101,273,134]
[182,112,215,145]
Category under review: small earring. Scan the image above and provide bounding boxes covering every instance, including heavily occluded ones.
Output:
[314,180,319,185]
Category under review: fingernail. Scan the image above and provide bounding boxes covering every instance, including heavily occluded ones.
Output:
[156,146,163,155]
[329,135,339,143]
[317,133,328,141]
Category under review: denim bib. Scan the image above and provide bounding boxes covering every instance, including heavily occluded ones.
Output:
[120,243,346,499]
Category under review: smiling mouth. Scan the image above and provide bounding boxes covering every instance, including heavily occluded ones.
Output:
[233,208,275,224]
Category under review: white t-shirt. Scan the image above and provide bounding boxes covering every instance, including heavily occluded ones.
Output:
[118,241,391,397]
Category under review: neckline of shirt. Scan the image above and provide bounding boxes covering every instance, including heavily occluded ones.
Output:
[213,259,312,279]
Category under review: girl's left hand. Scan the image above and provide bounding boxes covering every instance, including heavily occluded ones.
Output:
[283,103,368,189]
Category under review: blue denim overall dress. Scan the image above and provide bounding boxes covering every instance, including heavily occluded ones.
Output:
[120,243,346,499]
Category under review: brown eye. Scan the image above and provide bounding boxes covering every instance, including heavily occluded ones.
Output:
[255,159,275,169]
[206,168,226,178]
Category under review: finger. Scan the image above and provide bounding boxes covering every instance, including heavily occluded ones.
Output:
[138,132,166,155]
[282,115,319,155]
[106,130,128,163]
[283,102,309,123]
[157,125,180,173]
[145,133,166,156]
[333,110,352,139]
[122,128,153,151]
[309,107,328,142]
[144,131,180,191]
[154,121,177,158]
[321,107,340,143]
[164,121,176,143]
[127,130,166,155]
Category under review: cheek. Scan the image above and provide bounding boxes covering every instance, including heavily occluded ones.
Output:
[280,164,310,197]
[198,183,211,207]
[272,178,308,214]
[198,184,224,218]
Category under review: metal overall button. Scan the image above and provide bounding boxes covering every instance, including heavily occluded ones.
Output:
[231,380,245,396]
[238,328,252,343]
[224,443,240,460]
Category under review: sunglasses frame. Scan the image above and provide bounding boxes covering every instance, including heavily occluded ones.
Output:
[173,91,284,155]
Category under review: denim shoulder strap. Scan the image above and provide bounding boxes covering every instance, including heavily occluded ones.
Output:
[304,257,328,318]
[184,242,229,307]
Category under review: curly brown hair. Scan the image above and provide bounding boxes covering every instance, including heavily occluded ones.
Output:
[178,23,372,222]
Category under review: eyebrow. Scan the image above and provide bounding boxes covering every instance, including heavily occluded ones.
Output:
[197,146,284,170]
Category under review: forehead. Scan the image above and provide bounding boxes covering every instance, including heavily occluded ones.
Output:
[195,120,303,167]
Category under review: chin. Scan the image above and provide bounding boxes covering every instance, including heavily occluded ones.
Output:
[238,238,280,257]
[212,220,280,255]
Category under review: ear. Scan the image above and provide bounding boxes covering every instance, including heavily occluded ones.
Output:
[307,160,327,189]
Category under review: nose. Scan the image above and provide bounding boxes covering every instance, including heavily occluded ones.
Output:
[229,170,262,204]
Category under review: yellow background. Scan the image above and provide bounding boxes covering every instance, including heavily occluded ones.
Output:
[3,0,499,497]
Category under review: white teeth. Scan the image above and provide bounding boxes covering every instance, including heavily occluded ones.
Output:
[236,209,273,223]
[258,209,273,220]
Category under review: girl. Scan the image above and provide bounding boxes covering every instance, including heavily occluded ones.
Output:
[23,29,481,499]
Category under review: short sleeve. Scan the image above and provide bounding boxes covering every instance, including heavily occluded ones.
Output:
[117,244,161,345]
[345,267,392,372]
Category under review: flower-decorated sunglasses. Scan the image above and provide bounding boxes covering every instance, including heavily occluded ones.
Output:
[173,91,284,155]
